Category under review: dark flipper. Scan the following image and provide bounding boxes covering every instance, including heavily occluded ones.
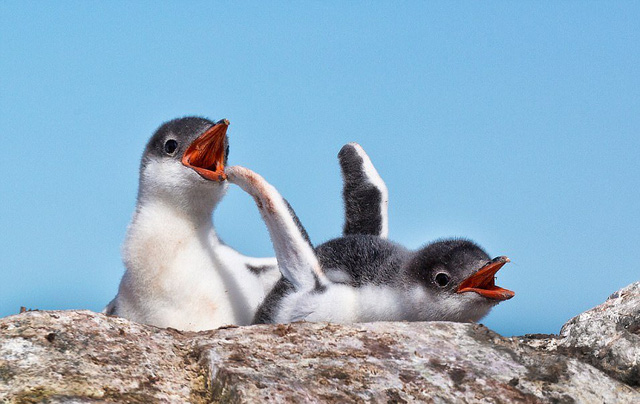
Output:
[339,143,389,238]
[252,277,294,324]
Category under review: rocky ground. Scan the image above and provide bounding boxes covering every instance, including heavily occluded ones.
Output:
[0,282,638,403]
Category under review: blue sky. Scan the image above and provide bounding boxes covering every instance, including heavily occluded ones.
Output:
[1,2,638,336]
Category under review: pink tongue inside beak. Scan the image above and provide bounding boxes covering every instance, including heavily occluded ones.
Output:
[181,119,229,181]
[457,257,514,301]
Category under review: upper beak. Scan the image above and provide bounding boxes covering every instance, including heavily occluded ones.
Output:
[181,119,229,181]
[456,256,514,301]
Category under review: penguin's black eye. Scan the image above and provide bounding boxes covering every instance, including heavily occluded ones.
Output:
[164,139,178,155]
[435,273,450,287]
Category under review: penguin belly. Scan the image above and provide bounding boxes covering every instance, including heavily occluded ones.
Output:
[115,213,268,330]
[269,283,409,324]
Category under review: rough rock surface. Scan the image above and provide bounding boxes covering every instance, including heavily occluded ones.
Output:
[520,281,640,387]
[0,283,638,403]
[0,311,210,403]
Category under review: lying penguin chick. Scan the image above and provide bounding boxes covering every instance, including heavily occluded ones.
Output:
[332,143,512,321]
[104,117,279,331]
[226,166,514,324]
[317,236,514,322]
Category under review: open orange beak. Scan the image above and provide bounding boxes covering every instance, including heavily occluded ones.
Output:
[457,256,514,301]
[182,119,229,181]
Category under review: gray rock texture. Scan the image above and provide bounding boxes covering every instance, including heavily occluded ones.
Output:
[1,282,639,403]
[520,281,640,387]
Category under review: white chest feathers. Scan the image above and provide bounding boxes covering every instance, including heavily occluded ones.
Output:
[110,201,278,331]
[268,283,497,325]
[271,284,413,324]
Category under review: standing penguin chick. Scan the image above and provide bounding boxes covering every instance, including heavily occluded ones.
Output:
[104,117,279,330]
[227,165,514,324]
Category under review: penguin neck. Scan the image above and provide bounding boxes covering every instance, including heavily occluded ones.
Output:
[135,183,226,234]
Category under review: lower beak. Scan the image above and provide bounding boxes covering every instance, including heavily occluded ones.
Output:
[181,119,229,181]
[456,256,514,301]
